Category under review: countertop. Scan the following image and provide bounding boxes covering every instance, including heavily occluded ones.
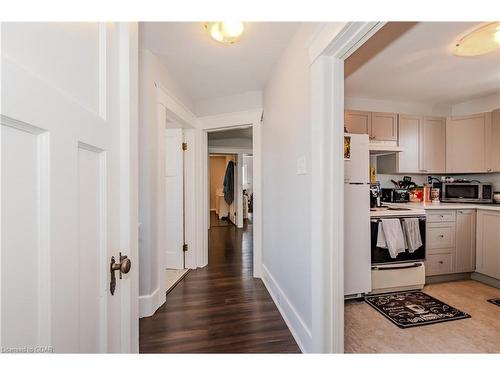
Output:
[384,202,500,212]
[370,205,425,218]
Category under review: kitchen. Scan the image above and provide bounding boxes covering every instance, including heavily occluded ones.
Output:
[342,22,500,353]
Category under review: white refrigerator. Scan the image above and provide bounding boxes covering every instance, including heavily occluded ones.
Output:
[344,134,371,296]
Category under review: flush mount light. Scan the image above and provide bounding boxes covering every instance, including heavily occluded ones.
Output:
[204,22,244,45]
[453,22,500,56]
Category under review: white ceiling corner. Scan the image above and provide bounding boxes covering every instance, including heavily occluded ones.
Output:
[140,22,301,102]
[345,22,500,106]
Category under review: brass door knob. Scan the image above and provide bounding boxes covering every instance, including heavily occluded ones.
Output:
[120,256,131,274]
[110,252,131,295]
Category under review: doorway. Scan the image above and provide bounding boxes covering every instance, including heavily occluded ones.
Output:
[163,126,192,293]
[209,154,237,227]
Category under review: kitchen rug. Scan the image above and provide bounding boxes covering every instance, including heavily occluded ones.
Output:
[487,298,500,307]
[364,291,471,328]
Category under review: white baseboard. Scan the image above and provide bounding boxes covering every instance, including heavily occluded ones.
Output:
[261,265,312,353]
[138,287,164,318]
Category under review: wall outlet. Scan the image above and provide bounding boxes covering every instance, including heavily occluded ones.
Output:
[296,156,307,175]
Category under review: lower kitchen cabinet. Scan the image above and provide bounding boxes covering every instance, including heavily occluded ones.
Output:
[455,210,476,273]
[426,252,455,276]
[425,209,476,276]
[476,210,500,280]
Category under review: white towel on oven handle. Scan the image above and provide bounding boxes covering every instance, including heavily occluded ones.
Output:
[403,217,423,252]
[378,219,407,259]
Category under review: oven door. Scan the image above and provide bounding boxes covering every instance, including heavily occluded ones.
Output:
[371,218,426,264]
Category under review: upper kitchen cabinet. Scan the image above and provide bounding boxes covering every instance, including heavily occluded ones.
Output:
[396,114,421,173]
[421,116,446,173]
[485,108,500,172]
[345,110,397,141]
[345,110,371,135]
[370,112,398,141]
[446,112,490,173]
[377,114,446,174]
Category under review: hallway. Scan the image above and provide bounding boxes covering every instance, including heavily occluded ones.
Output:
[139,219,300,353]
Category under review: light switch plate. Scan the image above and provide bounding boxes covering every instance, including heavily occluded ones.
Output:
[296,156,307,175]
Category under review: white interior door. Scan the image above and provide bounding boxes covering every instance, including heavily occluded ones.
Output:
[165,128,185,270]
[1,22,138,353]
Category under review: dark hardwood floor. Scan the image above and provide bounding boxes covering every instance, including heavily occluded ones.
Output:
[139,214,301,353]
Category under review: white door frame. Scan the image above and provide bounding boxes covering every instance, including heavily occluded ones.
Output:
[208,149,251,229]
[199,110,263,278]
[139,85,198,318]
[309,22,385,353]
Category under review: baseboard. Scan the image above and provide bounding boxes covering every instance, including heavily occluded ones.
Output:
[261,265,312,353]
[471,272,500,289]
[138,287,165,318]
[426,273,471,284]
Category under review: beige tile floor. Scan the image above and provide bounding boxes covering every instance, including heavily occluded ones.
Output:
[345,280,500,353]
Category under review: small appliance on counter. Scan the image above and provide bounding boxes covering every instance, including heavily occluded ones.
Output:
[441,181,493,203]
[370,182,382,208]
[381,188,409,203]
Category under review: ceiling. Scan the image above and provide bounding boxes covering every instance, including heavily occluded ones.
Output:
[208,127,252,141]
[345,22,500,105]
[140,22,300,101]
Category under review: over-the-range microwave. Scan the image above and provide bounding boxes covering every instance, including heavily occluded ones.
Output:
[441,182,493,203]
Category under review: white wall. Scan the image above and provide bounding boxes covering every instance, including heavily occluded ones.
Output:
[138,49,196,301]
[195,90,263,117]
[243,155,253,191]
[208,137,252,149]
[345,97,451,116]
[451,92,500,116]
[261,24,318,352]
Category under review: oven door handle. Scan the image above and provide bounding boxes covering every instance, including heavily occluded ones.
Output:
[372,263,423,271]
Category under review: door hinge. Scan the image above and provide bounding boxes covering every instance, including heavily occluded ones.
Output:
[183,243,188,252]
[182,142,187,151]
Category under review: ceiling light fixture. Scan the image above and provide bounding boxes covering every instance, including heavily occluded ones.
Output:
[204,22,244,45]
[453,22,500,56]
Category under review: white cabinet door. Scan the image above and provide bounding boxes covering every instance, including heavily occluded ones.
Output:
[422,116,446,173]
[476,210,500,280]
[398,114,421,173]
[446,113,487,173]
[371,112,398,141]
[164,128,185,270]
[1,23,138,353]
[485,109,500,172]
[345,110,370,135]
[455,210,476,273]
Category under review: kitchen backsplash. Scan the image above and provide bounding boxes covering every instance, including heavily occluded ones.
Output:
[377,173,500,192]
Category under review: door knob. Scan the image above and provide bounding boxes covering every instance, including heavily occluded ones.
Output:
[110,252,131,296]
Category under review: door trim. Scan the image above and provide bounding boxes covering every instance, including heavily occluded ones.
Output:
[198,110,263,278]
[309,22,385,353]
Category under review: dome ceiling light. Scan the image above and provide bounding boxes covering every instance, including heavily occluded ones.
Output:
[204,22,245,45]
[453,22,500,56]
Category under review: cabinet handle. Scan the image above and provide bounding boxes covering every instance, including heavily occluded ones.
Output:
[439,234,444,238]
[439,261,444,264]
